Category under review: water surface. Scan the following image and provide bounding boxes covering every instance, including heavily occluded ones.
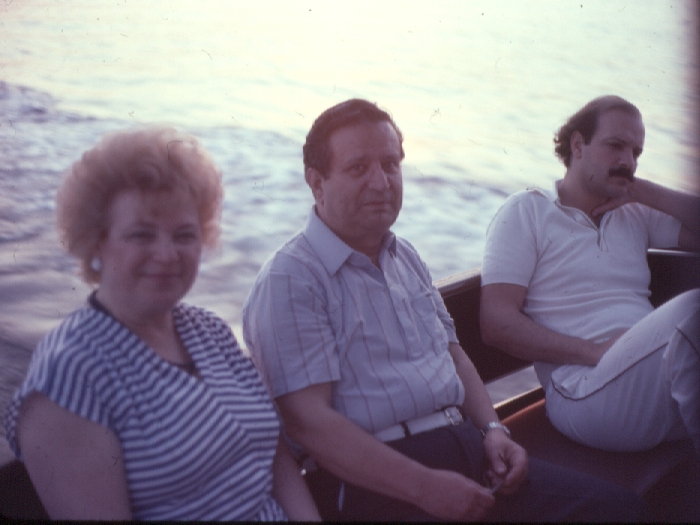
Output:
[1,0,698,463]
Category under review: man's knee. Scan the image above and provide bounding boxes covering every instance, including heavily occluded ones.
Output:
[491,458,650,522]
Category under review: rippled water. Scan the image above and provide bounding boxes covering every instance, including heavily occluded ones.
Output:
[1,0,698,462]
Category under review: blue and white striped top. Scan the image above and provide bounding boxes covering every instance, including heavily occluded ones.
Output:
[4,301,287,521]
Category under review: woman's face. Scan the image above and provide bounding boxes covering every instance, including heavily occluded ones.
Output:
[95,188,202,321]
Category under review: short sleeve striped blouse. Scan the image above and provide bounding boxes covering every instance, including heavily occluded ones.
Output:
[4,301,286,521]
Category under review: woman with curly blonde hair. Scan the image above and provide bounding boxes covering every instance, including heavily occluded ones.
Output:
[4,127,319,521]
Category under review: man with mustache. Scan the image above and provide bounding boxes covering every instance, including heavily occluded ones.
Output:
[480,95,700,454]
[243,98,646,521]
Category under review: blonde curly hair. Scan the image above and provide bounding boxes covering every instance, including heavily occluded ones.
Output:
[56,126,223,284]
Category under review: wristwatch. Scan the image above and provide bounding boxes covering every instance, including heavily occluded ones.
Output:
[481,421,511,439]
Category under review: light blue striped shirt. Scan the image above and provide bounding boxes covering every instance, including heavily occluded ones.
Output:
[243,209,464,435]
[5,302,286,521]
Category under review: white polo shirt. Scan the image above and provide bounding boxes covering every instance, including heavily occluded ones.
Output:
[482,185,681,386]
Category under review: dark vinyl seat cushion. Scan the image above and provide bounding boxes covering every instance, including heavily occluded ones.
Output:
[0,459,47,519]
[502,398,697,496]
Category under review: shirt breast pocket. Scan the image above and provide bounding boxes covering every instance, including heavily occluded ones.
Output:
[410,292,437,318]
[408,292,448,354]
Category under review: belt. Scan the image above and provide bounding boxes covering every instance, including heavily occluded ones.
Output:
[374,406,464,442]
[299,406,464,477]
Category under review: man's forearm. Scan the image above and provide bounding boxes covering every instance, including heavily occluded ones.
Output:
[487,310,600,365]
[277,384,434,504]
[275,383,495,520]
[447,342,500,428]
[633,179,700,237]
[446,342,530,495]
[480,284,604,366]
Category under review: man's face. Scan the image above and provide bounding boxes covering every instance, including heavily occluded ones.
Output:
[310,120,403,246]
[574,109,645,200]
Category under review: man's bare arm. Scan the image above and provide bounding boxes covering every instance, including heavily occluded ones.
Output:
[275,383,495,521]
[592,178,700,251]
[447,342,501,430]
[447,342,528,494]
[480,283,622,366]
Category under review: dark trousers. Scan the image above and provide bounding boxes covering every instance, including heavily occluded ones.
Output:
[305,419,648,522]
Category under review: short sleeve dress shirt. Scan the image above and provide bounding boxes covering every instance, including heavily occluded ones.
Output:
[243,208,464,435]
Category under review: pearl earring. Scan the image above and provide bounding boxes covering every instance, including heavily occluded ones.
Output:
[90,257,102,272]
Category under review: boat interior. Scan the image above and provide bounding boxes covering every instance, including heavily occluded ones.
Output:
[437,248,700,522]
[0,248,698,520]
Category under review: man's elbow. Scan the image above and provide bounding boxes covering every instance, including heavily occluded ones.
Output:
[479,307,503,348]
[280,416,308,445]
[480,300,523,351]
[480,284,528,350]
[276,386,334,448]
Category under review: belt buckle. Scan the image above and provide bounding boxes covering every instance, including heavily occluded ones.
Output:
[444,406,462,426]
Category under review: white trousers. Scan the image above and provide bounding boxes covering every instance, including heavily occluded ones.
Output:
[545,289,700,453]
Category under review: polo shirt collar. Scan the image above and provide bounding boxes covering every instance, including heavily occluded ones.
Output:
[546,180,599,228]
[303,207,397,276]
[525,182,558,203]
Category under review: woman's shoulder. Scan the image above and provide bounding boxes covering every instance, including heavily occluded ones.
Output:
[33,305,113,365]
[174,303,244,352]
[23,305,135,402]
[5,305,122,456]
[174,303,232,335]
[174,303,258,374]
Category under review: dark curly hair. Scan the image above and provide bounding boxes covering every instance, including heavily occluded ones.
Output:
[554,95,641,167]
[303,99,404,178]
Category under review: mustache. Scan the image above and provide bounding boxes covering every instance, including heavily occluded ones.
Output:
[608,166,634,181]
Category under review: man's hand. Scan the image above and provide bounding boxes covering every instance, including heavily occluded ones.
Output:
[589,328,628,364]
[278,383,501,521]
[416,469,495,521]
[591,178,700,252]
[591,192,633,219]
[482,429,528,495]
[591,174,640,218]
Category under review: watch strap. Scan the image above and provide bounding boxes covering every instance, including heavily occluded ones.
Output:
[481,421,511,439]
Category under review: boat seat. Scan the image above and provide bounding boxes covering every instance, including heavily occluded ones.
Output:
[503,397,697,495]
[0,459,47,519]
[1,250,697,520]
[502,397,699,520]
[437,249,700,520]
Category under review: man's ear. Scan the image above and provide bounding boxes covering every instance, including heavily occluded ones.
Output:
[305,168,324,202]
[570,131,585,160]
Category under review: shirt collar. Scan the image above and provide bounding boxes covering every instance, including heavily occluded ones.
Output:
[545,179,598,227]
[303,207,397,276]
[525,182,558,203]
